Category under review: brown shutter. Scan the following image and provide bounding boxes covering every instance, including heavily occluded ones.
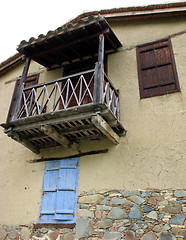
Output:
[136,38,180,99]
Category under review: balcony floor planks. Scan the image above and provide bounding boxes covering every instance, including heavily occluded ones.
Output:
[2,103,125,152]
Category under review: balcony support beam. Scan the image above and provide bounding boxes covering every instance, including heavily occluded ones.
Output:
[91,114,119,144]
[40,125,79,151]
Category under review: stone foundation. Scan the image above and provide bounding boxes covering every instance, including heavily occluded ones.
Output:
[1,189,186,239]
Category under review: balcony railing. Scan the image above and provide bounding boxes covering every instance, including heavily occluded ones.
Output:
[16,65,120,121]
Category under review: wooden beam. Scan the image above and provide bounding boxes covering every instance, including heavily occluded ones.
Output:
[5,129,40,154]
[91,114,119,144]
[11,58,31,122]
[40,125,79,151]
[28,149,108,163]
[93,34,104,104]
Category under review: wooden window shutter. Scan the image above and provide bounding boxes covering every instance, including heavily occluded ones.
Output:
[38,158,79,224]
[136,39,180,99]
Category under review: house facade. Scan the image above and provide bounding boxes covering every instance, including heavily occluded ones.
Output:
[0,2,186,239]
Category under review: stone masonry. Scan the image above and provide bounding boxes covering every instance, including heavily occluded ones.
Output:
[1,189,186,239]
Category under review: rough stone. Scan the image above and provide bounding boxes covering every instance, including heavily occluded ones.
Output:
[5,226,12,232]
[153,225,162,232]
[159,200,169,206]
[111,197,126,205]
[95,210,102,218]
[143,205,154,213]
[141,192,151,197]
[77,209,94,218]
[86,189,96,195]
[79,204,89,209]
[170,214,185,225]
[78,194,104,204]
[129,195,145,205]
[63,232,74,240]
[97,205,112,211]
[128,206,142,219]
[141,231,157,240]
[103,231,121,240]
[122,190,139,197]
[162,224,171,231]
[20,227,30,240]
[174,190,186,198]
[108,207,127,219]
[101,199,109,205]
[99,189,109,194]
[159,233,176,240]
[75,218,93,239]
[49,230,59,240]
[131,223,139,230]
[118,227,126,232]
[125,230,135,240]
[146,211,158,220]
[0,226,7,240]
[97,219,113,229]
[148,197,157,205]
[8,230,18,239]
[164,204,182,214]
[136,229,144,235]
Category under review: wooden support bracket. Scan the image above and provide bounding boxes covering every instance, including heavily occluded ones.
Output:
[5,129,40,154]
[91,114,120,144]
[40,125,79,151]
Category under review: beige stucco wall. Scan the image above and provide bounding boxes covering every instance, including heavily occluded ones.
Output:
[0,16,185,225]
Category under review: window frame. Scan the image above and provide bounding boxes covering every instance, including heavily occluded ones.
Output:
[136,38,180,99]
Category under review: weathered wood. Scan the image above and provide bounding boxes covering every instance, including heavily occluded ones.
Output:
[11,58,31,122]
[28,149,108,163]
[91,114,119,144]
[40,125,79,151]
[6,129,40,154]
[28,29,109,58]
[93,34,105,104]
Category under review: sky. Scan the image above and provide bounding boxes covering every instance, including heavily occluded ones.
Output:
[0,0,184,63]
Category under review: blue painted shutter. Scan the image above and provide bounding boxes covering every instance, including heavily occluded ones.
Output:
[38,158,79,224]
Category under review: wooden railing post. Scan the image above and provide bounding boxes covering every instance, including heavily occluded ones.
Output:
[11,58,31,122]
[93,34,104,104]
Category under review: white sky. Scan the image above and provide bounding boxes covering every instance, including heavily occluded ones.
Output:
[0,0,184,63]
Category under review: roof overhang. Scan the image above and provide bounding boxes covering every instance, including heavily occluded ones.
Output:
[17,16,122,69]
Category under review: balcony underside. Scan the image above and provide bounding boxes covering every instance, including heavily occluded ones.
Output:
[2,103,125,154]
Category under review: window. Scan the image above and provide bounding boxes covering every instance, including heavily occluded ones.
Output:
[136,38,180,99]
[7,74,39,122]
[38,158,79,226]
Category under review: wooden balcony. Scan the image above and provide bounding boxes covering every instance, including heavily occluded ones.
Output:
[2,65,125,154]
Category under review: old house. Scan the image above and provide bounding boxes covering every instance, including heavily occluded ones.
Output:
[0,2,186,239]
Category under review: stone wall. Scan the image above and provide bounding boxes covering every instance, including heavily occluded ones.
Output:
[1,189,186,240]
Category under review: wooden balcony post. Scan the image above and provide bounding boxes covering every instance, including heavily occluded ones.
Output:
[11,58,31,121]
[93,34,104,104]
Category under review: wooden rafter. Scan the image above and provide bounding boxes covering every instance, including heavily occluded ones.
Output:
[27,29,109,58]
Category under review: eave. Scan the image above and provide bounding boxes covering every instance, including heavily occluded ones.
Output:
[17,16,122,69]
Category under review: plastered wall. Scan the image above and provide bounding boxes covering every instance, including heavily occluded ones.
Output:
[0,16,185,225]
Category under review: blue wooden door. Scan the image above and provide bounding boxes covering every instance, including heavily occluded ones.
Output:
[38,158,79,224]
